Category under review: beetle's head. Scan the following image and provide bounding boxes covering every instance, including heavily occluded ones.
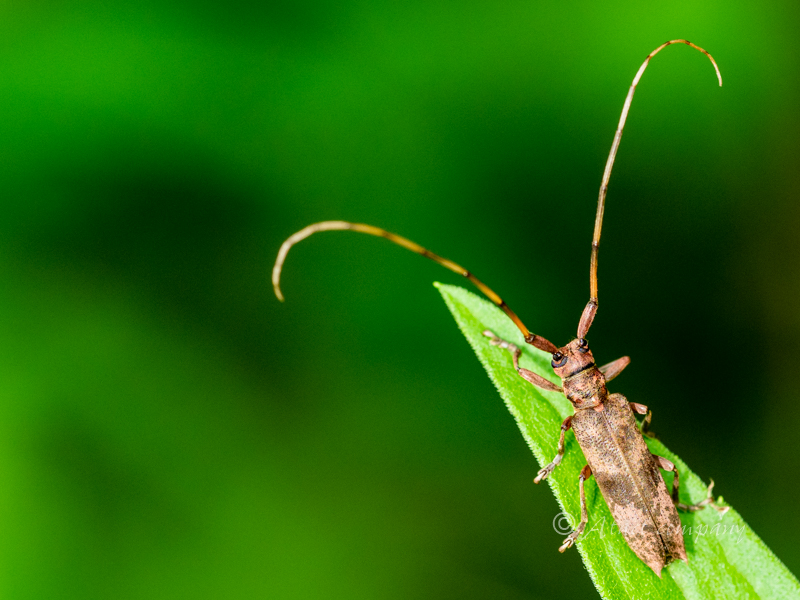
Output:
[550,338,595,378]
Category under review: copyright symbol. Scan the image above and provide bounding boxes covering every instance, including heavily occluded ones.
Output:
[552,512,573,535]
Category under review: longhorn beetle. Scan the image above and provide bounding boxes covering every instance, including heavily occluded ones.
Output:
[273,40,728,576]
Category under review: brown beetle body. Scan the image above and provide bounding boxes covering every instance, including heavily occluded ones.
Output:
[273,40,727,575]
[556,339,685,576]
[572,394,686,575]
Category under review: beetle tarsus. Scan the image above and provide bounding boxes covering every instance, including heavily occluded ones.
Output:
[535,463,557,484]
[483,330,520,359]
[559,534,578,553]
[677,480,730,515]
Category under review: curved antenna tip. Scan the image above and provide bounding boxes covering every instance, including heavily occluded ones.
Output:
[272,245,290,302]
[679,39,723,86]
[272,267,286,302]
[271,221,355,304]
[710,59,723,86]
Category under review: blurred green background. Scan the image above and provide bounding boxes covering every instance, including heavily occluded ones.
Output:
[0,1,798,598]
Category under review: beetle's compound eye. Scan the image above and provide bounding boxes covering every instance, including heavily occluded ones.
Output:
[577,338,589,353]
[551,352,567,369]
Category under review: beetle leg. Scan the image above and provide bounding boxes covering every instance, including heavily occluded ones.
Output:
[629,402,653,436]
[559,464,593,552]
[534,416,573,483]
[599,356,631,382]
[653,455,730,515]
[640,409,653,436]
[483,331,563,393]
[629,402,647,414]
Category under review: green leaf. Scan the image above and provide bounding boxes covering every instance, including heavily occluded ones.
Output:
[436,282,800,600]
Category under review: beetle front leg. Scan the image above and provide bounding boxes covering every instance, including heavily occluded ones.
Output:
[534,416,573,483]
[600,356,630,382]
[559,464,593,552]
[483,330,563,393]
[652,454,729,515]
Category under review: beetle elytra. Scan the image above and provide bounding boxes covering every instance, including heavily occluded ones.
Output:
[273,39,728,576]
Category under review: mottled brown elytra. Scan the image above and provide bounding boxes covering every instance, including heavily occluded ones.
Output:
[272,40,729,576]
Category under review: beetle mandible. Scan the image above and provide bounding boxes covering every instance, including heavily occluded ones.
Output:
[272,39,728,576]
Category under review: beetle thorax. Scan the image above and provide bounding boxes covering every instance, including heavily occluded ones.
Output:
[550,339,607,411]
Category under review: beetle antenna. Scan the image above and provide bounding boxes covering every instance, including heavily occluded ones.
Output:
[273,221,559,354]
[577,39,722,339]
